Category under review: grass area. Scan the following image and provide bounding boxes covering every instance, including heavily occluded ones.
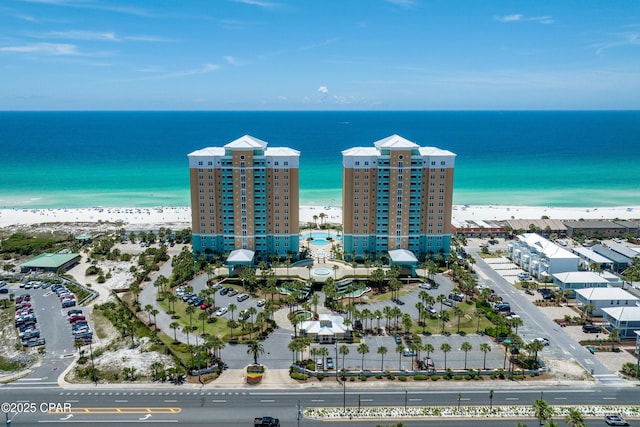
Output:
[408,301,494,336]
[157,294,245,339]
[91,309,112,340]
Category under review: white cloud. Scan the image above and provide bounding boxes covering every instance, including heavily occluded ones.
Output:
[36,30,119,41]
[233,0,278,8]
[153,63,221,79]
[224,56,240,66]
[495,14,554,24]
[0,42,81,56]
[495,14,523,23]
[385,0,418,9]
[318,86,329,101]
[591,32,640,54]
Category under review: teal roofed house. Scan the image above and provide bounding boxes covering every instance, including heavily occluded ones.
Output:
[20,253,81,273]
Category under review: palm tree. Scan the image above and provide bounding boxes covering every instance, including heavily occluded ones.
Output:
[453,306,464,333]
[610,327,620,351]
[198,311,208,334]
[182,325,191,347]
[339,345,350,375]
[565,407,586,427]
[144,304,153,325]
[357,342,370,371]
[185,305,196,331]
[440,342,452,370]
[424,343,434,359]
[533,399,553,427]
[528,340,545,366]
[150,308,159,330]
[460,341,472,369]
[169,321,180,343]
[480,343,491,370]
[377,346,388,371]
[396,344,405,371]
[247,340,265,365]
[583,304,595,323]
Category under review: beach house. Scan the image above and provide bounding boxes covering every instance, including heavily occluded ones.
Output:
[575,287,639,317]
[341,135,456,262]
[601,306,640,339]
[553,271,610,298]
[508,233,579,279]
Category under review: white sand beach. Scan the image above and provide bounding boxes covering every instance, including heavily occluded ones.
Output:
[0,204,638,230]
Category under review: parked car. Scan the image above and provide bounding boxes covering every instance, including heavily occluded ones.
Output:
[256,299,266,307]
[533,337,550,346]
[237,293,249,302]
[227,289,238,297]
[582,324,601,333]
[214,307,228,316]
[402,347,416,357]
[418,282,432,290]
[326,357,334,369]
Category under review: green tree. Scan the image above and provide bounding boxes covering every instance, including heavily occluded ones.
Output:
[532,399,553,427]
[377,345,388,371]
[480,343,491,370]
[564,407,586,427]
[247,340,265,365]
[460,341,472,370]
[440,342,452,370]
[357,342,370,371]
[339,344,350,374]
[169,321,180,343]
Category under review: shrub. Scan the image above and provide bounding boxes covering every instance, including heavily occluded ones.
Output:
[430,375,439,381]
[414,374,427,380]
[398,375,407,382]
[359,374,367,381]
[316,373,324,381]
[453,375,463,380]
[290,372,306,381]
[375,374,383,379]
[387,374,395,380]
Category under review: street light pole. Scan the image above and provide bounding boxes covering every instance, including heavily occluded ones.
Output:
[335,344,338,382]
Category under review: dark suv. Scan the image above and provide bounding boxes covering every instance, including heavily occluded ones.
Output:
[582,324,601,333]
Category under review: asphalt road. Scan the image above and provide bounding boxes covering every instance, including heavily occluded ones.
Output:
[470,251,623,385]
[0,384,637,425]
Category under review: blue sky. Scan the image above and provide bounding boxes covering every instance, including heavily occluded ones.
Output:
[1,0,639,110]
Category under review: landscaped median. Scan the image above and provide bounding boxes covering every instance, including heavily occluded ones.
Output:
[304,405,640,421]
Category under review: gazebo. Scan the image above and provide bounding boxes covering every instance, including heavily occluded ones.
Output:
[388,249,419,277]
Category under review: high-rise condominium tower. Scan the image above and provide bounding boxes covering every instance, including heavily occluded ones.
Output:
[188,135,300,261]
[342,134,456,261]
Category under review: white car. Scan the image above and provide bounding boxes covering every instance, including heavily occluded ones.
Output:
[533,337,550,346]
[256,299,266,307]
[214,307,228,316]
[604,414,629,426]
[418,282,432,290]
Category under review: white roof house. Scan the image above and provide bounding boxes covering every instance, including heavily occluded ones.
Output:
[602,306,640,338]
[553,271,611,298]
[508,233,579,278]
[300,314,352,343]
[575,287,639,317]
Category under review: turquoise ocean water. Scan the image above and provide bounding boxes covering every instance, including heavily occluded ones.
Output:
[0,111,638,209]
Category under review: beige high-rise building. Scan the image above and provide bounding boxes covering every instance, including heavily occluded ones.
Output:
[188,135,300,262]
[342,134,455,261]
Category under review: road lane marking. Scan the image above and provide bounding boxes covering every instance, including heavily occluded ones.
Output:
[48,407,181,415]
[311,400,324,402]
[163,400,177,403]
[261,400,275,403]
[114,400,128,403]
[212,400,226,403]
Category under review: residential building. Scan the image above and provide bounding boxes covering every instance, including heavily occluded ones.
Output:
[341,134,455,261]
[507,219,567,238]
[602,306,640,339]
[188,135,300,262]
[563,220,626,239]
[570,247,614,272]
[575,287,639,317]
[592,244,633,273]
[451,219,506,237]
[553,271,611,299]
[508,233,579,279]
